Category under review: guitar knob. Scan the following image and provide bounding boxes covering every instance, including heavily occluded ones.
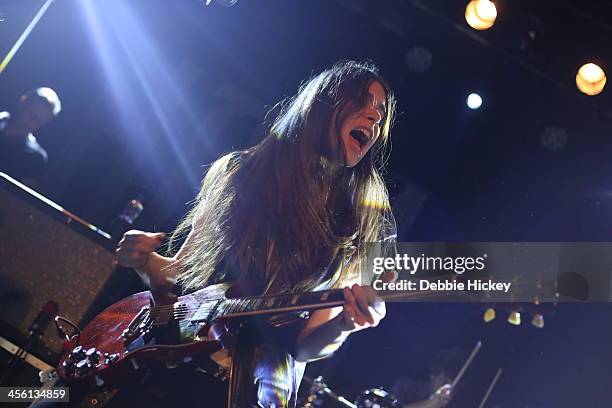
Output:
[85,347,100,364]
[69,345,86,360]
[76,359,92,376]
[69,345,81,356]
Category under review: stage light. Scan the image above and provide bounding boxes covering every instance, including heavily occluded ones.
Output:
[576,63,607,96]
[465,0,497,31]
[467,93,482,109]
[507,311,521,325]
[531,314,544,329]
[483,308,496,322]
[0,0,54,74]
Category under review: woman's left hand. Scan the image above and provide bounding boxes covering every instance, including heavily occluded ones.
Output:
[339,284,386,332]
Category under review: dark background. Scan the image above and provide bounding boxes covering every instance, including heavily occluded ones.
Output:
[1,1,612,406]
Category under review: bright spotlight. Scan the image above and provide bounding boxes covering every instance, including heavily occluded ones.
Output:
[465,0,497,31]
[467,93,482,109]
[576,63,607,96]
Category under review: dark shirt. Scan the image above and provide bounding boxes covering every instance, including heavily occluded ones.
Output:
[0,111,48,185]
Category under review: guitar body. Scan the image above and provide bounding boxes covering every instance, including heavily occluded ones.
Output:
[55,280,350,395]
[57,283,238,390]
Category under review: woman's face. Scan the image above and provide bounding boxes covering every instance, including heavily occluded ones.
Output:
[331,80,387,168]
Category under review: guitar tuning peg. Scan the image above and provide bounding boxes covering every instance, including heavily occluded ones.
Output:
[531,313,544,329]
[483,308,496,322]
[507,311,521,326]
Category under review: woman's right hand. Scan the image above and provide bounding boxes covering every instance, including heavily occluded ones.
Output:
[116,230,166,270]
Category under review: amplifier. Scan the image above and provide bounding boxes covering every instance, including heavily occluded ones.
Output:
[0,172,119,362]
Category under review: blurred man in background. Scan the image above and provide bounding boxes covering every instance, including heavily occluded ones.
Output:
[0,87,61,188]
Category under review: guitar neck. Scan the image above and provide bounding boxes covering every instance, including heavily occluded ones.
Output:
[191,286,446,322]
[214,289,347,319]
[188,274,562,323]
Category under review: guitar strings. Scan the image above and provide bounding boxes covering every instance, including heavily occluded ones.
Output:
[147,289,345,314]
[145,279,546,317]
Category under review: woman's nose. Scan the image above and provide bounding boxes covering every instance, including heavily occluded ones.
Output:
[366,108,382,124]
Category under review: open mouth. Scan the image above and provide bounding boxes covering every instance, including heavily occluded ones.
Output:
[349,129,370,149]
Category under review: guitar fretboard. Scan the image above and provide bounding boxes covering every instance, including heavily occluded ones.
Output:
[190,289,346,322]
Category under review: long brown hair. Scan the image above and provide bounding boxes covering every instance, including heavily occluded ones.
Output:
[170,60,397,294]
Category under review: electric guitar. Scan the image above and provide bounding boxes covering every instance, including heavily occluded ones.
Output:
[54,281,444,391]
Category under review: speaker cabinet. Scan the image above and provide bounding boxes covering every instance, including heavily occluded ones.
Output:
[0,172,118,361]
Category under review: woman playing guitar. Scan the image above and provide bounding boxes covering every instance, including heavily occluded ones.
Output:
[115,60,398,407]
